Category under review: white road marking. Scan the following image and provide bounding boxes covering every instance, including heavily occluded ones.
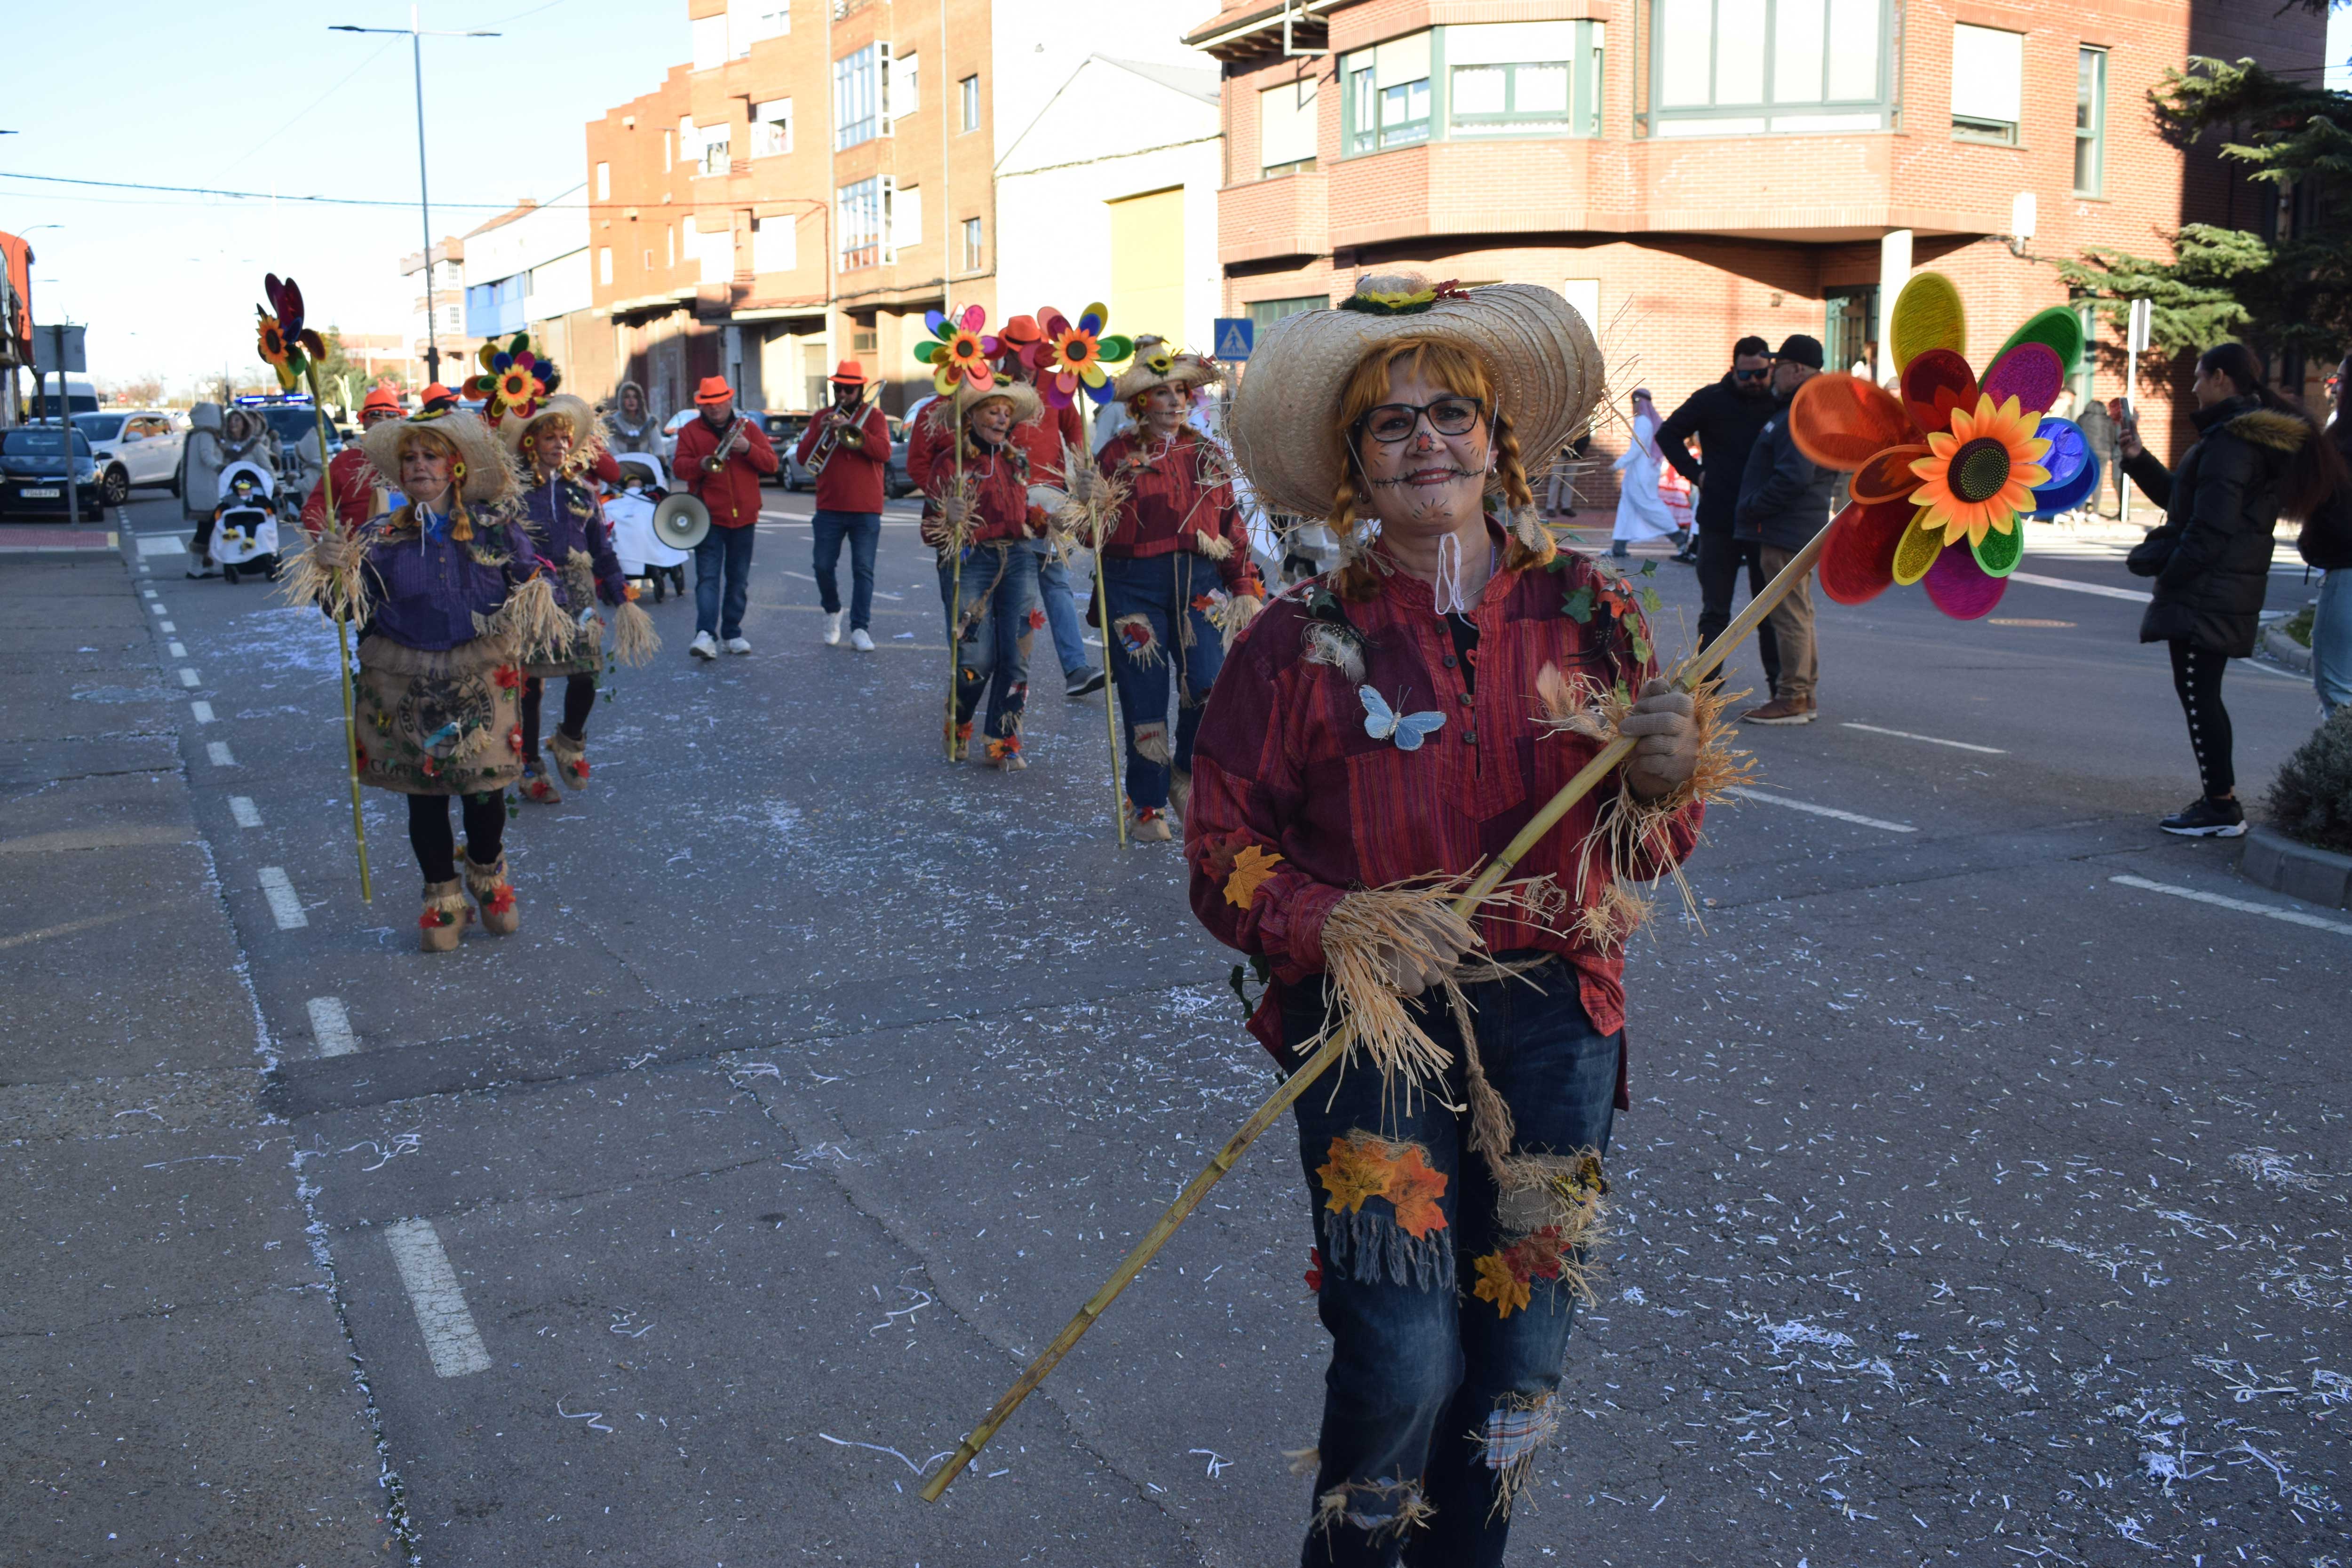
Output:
[150,602,167,614]
[157,621,174,633]
[1841,722,2006,755]
[167,641,187,658]
[2108,875,2352,937]
[1727,787,1916,833]
[383,1219,494,1378]
[190,701,215,723]
[2007,571,2151,604]
[228,796,262,827]
[135,534,183,556]
[256,867,308,929]
[177,668,200,688]
[307,996,358,1057]
[207,741,235,766]
[2233,659,2309,683]
[141,588,157,599]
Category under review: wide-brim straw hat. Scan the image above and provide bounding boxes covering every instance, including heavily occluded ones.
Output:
[359,409,515,508]
[495,392,602,460]
[954,375,1043,429]
[1229,272,1603,521]
[1111,348,1226,406]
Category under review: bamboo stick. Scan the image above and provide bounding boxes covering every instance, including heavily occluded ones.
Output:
[944,398,967,762]
[302,361,372,903]
[918,527,1829,1501]
[1079,398,1127,847]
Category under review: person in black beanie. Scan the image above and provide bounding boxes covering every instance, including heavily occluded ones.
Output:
[1657,334,1783,691]
[1732,333,1838,724]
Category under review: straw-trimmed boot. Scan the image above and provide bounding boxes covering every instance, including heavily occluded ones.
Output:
[518,762,563,804]
[1168,768,1193,828]
[1130,805,1173,842]
[944,718,974,762]
[419,878,471,953]
[548,730,590,792]
[461,851,520,936]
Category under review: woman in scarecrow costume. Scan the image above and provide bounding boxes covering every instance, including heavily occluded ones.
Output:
[1090,346,1263,840]
[906,376,1049,769]
[305,407,564,950]
[1192,274,1710,1564]
[497,388,656,802]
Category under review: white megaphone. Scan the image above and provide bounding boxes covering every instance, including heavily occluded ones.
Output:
[651,492,711,551]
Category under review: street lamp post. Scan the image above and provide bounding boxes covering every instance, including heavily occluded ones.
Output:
[330,8,498,388]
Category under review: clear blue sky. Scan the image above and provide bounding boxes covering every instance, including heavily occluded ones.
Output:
[1,0,684,394]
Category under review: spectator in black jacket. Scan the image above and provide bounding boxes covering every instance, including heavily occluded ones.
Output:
[1658,335,1781,686]
[2119,342,2346,835]
[1732,334,1839,724]
[2305,352,2352,716]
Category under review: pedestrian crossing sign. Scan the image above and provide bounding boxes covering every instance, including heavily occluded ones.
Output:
[1213,318,1254,361]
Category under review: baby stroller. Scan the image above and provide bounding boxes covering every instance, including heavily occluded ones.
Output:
[212,462,283,584]
[604,453,690,603]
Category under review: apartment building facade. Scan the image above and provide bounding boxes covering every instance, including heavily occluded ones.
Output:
[460,188,613,400]
[398,237,476,392]
[583,0,1227,422]
[1190,0,2327,466]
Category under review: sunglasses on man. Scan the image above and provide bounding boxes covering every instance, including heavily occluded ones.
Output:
[1732,366,1772,382]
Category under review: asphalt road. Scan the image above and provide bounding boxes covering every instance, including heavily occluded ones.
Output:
[4,487,2345,1567]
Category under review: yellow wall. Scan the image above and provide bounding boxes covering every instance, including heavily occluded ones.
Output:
[1107,187,1186,350]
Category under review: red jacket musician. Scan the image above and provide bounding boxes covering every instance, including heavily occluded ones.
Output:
[671,376,779,660]
[300,384,407,537]
[792,361,897,651]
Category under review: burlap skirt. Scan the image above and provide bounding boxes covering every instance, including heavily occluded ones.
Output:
[354,634,527,796]
[526,551,607,679]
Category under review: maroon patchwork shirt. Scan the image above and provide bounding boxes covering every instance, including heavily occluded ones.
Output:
[1096,429,1262,597]
[1187,529,1702,1063]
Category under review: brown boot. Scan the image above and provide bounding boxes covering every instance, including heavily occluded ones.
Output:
[548,731,590,791]
[1740,695,1818,725]
[419,878,471,952]
[1130,805,1173,842]
[462,851,519,936]
[518,764,564,804]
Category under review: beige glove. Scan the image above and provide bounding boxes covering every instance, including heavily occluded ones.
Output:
[1620,677,1698,799]
[311,528,360,573]
[1067,462,1098,505]
[1344,896,1474,999]
[942,494,972,529]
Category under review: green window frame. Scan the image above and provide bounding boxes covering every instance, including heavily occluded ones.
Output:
[2074,47,2107,196]
[1446,21,1605,140]
[1247,296,1328,334]
[1342,33,1434,157]
[1645,0,1891,137]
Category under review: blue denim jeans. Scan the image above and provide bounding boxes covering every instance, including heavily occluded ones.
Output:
[1281,956,1622,1568]
[810,509,881,630]
[1102,553,1226,810]
[937,541,1041,744]
[2313,569,2352,716]
[693,524,756,640]
[1035,549,1092,677]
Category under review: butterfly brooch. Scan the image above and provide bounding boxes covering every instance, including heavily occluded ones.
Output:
[1359,685,1446,751]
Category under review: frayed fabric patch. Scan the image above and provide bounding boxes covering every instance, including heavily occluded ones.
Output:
[1311,1476,1433,1543]
[1317,1132,1453,1289]
[1323,1204,1454,1291]
[1479,1392,1561,1520]
[1133,720,1173,765]
[1113,613,1163,668]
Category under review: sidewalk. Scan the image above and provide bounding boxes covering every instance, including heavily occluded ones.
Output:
[0,549,385,1564]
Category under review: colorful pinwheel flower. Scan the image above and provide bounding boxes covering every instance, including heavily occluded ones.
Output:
[466,332,553,422]
[913,305,998,396]
[1025,303,1135,407]
[254,273,326,392]
[1788,273,2103,620]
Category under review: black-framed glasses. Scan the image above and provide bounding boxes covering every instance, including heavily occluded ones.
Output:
[1732,367,1771,382]
[1357,396,1486,443]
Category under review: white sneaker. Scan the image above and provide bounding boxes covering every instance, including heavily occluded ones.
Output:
[821,611,842,646]
[724,636,752,655]
[689,631,718,661]
[850,627,875,652]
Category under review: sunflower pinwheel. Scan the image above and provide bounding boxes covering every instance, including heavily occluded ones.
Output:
[1025,303,1135,407]
[1788,272,2104,620]
[913,305,999,396]
[466,332,557,422]
[255,273,326,392]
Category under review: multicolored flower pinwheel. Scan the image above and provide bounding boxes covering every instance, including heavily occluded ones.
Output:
[914,305,998,396]
[1788,272,2104,620]
[466,332,556,422]
[255,273,326,392]
[1025,303,1135,407]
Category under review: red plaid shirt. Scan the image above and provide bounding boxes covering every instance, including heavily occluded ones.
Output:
[1096,429,1263,597]
[1187,530,1702,1063]
[906,411,1036,547]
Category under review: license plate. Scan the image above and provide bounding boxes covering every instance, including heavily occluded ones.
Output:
[21,487,60,499]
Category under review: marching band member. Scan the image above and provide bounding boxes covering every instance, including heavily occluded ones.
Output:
[300,385,406,537]
[1093,347,1262,840]
[672,376,778,661]
[793,360,893,652]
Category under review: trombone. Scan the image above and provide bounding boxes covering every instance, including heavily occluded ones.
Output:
[806,384,878,477]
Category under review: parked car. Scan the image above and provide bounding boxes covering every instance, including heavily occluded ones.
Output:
[764,411,813,489]
[73,410,187,505]
[885,415,915,498]
[0,426,107,519]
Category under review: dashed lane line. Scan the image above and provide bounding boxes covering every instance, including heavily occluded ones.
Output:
[257,867,308,930]
[2108,875,2352,937]
[1841,722,2006,755]
[228,796,262,828]
[149,602,167,614]
[383,1219,494,1378]
[1726,787,1916,834]
[157,621,174,633]
[177,668,200,688]
[167,641,187,658]
[2006,571,2150,604]
[190,701,215,724]
[141,588,157,599]
[207,741,235,766]
[307,996,358,1057]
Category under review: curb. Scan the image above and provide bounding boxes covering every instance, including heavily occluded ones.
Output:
[2240,826,2352,910]
[2259,624,2314,674]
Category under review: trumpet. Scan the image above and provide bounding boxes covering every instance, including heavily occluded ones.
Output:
[806,385,878,478]
[702,414,747,475]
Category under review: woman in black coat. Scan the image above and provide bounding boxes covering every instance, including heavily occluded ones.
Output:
[2117,342,2343,836]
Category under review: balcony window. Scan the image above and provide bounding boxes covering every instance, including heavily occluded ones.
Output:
[960,73,980,133]
[1649,0,1888,137]
[1343,34,1431,156]
[838,176,884,270]
[1259,75,1319,176]
[752,97,793,158]
[836,43,892,150]
[2073,46,2106,193]
[752,215,795,274]
[699,125,732,176]
[892,184,922,251]
[595,161,611,200]
[961,216,984,272]
[1951,24,2024,145]
[1246,295,1328,334]
[896,54,919,119]
[1446,22,1604,140]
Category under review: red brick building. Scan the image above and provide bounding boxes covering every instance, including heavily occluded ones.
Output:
[1187,0,2328,471]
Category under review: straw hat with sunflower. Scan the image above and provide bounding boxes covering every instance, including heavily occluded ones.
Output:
[358,409,516,511]
[1111,345,1226,409]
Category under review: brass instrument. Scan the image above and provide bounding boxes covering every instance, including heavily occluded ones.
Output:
[806,385,878,478]
[701,413,747,475]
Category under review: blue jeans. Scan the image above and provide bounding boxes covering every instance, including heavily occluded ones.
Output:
[2313,569,2352,716]
[693,525,755,640]
[1034,549,1092,676]
[1281,957,1622,1568]
[1102,554,1226,810]
[811,509,881,630]
[937,542,1041,744]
